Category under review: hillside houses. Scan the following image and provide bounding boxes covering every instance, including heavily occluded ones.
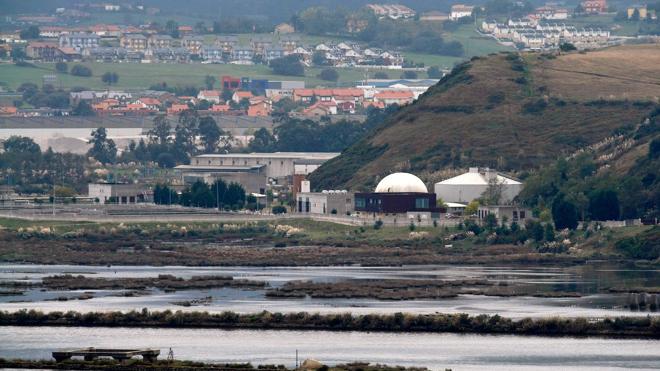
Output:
[482,20,611,50]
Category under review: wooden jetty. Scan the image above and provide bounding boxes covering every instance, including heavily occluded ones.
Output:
[52,348,160,362]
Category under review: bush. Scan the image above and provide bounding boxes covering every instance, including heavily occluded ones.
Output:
[269,55,304,76]
[55,62,68,73]
[400,70,418,79]
[522,99,547,114]
[318,68,339,81]
[70,65,92,77]
[374,71,389,79]
[272,205,287,214]
[427,66,443,78]
[373,219,383,230]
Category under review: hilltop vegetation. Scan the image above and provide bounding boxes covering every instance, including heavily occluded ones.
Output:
[310,45,660,191]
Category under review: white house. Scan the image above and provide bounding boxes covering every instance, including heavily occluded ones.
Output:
[450,4,475,20]
[434,167,522,204]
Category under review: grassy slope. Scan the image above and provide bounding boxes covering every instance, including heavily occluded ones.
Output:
[309,44,660,191]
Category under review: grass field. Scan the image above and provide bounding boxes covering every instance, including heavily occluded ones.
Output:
[0,61,402,90]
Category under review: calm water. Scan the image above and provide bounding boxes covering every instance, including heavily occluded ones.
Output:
[0,264,658,318]
[1,326,660,370]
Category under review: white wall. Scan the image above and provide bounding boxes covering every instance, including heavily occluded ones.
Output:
[434,183,522,204]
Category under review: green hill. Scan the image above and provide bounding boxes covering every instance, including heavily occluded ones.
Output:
[309,44,660,191]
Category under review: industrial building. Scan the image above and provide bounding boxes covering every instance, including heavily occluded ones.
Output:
[354,172,441,222]
[477,205,532,225]
[296,181,354,215]
[177,152,339,194]
[88,183,152,204]
[434,167,522,204]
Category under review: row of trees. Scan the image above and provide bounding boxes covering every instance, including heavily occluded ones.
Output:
[154,179,248,210]
[118,111,231,167]
[0,136,88,193]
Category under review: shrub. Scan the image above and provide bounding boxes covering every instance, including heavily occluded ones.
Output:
[70,65,92,77]
[522,99,547,114]
[272,205,287,214]
[55,62,68,73]
[373,219,383,230]
[374,71,389,79]
[318,68,339,82]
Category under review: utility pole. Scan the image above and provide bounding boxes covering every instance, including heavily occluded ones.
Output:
[295,349,298,368]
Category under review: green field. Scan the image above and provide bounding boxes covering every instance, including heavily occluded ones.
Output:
[0,62,411,90]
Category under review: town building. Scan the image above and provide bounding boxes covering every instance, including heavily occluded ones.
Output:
[197,90,223,104]
[434,167,523,204]
[275,23,295,34]
[26,42,61,61]
[88,183,152,204]
[420,11,450,21]
[181,35,204,53]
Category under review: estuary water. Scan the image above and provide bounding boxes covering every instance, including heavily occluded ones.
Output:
[1,326,660,370]
[0,263,658,318]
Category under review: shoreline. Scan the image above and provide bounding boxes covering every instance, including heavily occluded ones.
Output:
[1,310,659,339]
[0,359,430,371]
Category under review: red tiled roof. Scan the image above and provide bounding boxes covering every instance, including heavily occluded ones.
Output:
[374,90,414,99]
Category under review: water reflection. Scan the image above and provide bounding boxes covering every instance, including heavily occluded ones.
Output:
[1,326,659,370]
[0,264,658,318]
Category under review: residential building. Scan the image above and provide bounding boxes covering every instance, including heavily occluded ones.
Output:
[627,5,652,19]
[26,42,61,61]
[264,46,285,61]
[250,35,272,55]
[181,35,204,53]
[232,91,253,104]
[120,34,148,51]
[302,101,338,116]
[148,34,173,49]
[373,90,414,106]
[450,4,475,20]
[434,167,523,204]
[215,35,238,51]
[366,4,416,19]
[58,32,99,52]
[197,90,223,104]
[231,47,254,63]
[581,0,607,14]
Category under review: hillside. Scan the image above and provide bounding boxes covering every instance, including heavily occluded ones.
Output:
[309,44,660,191]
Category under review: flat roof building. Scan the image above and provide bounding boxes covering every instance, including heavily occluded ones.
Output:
[355,172,441,216]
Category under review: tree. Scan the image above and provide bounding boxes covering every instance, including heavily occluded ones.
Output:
[156,152,176,168]
[173,110,199,161]
[224,182,246,208]
[55,62,68,74]
[649,138,660,159]
[211,179,228,209]
[464,200,479,216]
[204,75,216,90]
[588,189,620,221]
[70,65,92,77]
[249,128,277,152]
[269,55,305,76]
[165,20,180,38]
[319,68,339,81]
[72,101,95,116]
[427,66,443,78]
[101,72,119,85]
[149,115,171,145]
[400,70,418,79]
[312,51,327,66]
[559,43,577,52]
[544,223,555,242]
[481,177,504,205]
[20,26,40,40]
[198,116,222,153]
[551,194,579,230]
[3,136,40,154]
[87,127,117,164]
[374,71,389,79]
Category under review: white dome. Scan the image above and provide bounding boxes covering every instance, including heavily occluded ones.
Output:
[375,172,428,193]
